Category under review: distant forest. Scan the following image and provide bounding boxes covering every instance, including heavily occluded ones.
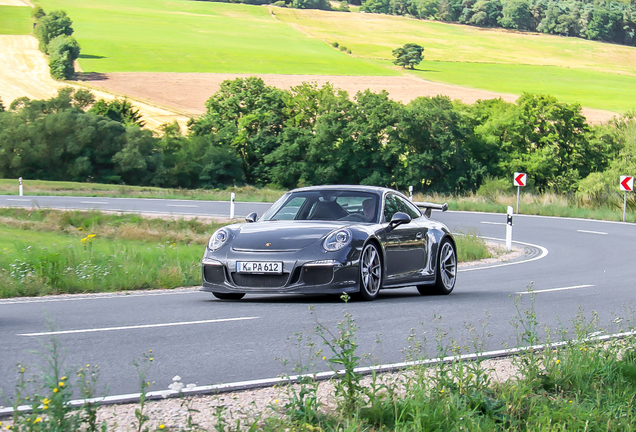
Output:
[201,0,636,48]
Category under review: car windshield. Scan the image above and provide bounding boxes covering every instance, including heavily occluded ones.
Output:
[261,190,380,223]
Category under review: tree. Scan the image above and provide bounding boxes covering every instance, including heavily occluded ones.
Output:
[89,98,145,127]
[498,0,534,30]
[34,10,74,54]
[0,97,4,112]
[392,43,424,69]
[48,35,80,80]
[189,77,286,185]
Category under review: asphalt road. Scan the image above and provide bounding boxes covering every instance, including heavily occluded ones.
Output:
[1,197,635,402]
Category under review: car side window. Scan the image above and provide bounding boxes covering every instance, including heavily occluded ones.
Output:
[383,195,401,222]
[396,196,421,219]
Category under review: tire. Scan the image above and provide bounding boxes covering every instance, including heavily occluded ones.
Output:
[357,243,383,301]
[418,238,456,295]
[212,292,245,300]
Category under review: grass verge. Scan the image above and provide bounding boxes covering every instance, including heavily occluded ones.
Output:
[0,208,227,297]
[0,208,488,297]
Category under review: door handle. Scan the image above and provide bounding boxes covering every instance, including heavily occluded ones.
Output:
[416,232,423,240]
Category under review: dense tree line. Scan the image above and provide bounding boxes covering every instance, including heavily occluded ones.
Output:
[0,80,622,195]
[32,7,80,80]
[198,0,332,10]
[361,0,636,47]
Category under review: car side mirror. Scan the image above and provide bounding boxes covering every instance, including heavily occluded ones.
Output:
[388,212,411,230]
[245,212,258,223]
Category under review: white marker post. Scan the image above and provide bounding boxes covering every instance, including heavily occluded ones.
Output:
[506,206,513,251]
[409,186,413,201]
[620,175,634,222]
[230,192,236,219]
[18,177,23,197]
[513,172,527,214]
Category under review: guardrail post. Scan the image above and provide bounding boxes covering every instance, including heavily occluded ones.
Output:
[506,205,513,251]
[19,177,23,197]
[409,186,413,201]
[230,192,235,219]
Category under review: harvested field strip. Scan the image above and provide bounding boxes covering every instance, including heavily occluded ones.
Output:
[84,72,618,124]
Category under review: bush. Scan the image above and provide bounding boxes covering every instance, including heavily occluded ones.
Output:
[47,35,80,80]
[273,0,287,5]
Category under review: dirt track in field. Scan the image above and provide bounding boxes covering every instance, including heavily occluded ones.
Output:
[0,35,190,130]
[81,72,618,124]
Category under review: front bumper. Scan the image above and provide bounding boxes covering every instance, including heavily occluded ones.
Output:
[201,252,361,295]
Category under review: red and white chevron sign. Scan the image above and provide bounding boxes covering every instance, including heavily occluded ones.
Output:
[620,175,634,192]
[513,172,527,187]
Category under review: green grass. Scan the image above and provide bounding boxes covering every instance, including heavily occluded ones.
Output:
[410,60,636,113]
[0,178,286,202]
[0,208,228,297]
[0,5,32,35]
[33,0,392,75]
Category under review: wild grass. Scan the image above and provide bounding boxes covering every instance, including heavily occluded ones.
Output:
[0,209,228,298]
[0,6,32,35]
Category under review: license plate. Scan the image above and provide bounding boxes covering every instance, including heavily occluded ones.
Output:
[236,261,283,274]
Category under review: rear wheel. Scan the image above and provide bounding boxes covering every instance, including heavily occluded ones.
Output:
[417,238,456,295]
[212,292,245,300]
[357,243,382,301]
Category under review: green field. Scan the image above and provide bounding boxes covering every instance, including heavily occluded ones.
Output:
[0,5,32,35]
[24,0,636,113]
[33,0,392,75]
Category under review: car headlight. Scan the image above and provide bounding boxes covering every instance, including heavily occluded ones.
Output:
[208,228,229,251]
[323,229,352,252]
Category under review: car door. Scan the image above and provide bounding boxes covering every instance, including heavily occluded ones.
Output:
[382,194,427,282]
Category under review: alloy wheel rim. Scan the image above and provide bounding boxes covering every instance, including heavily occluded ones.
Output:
[440,242,457,289]
[361,245,381,295]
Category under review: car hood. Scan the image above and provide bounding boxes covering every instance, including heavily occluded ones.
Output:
[232,221,348,251]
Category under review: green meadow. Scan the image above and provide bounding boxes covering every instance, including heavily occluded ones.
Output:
[24,0,636,112]
[33,0,392,75]
[0,5,32,35]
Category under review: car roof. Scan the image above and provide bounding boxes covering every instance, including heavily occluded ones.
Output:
[289,185,391,195]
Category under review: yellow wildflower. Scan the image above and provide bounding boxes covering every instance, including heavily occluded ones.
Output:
[42,398,50,405]
[556,360,560,364]
[61,376,67,380]
[58,381,64,387]
[53,388,58,393]
[159,425,165,430]
[33,418,41,424]
[322,356,326,360]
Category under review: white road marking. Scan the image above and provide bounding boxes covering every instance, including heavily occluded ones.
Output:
[6,198,30,201]
[18,317,258,336]
[481,221,507,225]
[80,201,109,204]
[458,238,548,272]
[516,284,593,295]
[0,289,202,305]
[166,204,199,208]
[577,230,608,235]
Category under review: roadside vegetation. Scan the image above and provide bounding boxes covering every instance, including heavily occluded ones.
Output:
[0,208,225,298]
[0,208,489,298]
[4,296,636,431]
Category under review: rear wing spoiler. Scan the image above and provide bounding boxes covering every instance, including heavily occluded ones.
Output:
[414,202,448,218]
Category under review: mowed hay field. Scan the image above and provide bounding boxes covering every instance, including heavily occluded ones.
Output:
[13,0,636,118]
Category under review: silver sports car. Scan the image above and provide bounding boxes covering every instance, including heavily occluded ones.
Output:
[201,185,457,301]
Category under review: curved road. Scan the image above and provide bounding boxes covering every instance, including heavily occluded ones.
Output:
[1,196,635,402]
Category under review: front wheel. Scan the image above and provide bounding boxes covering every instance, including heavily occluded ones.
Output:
[212,292,245,300]
[418,238,456,295]
[357,243,382,301]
